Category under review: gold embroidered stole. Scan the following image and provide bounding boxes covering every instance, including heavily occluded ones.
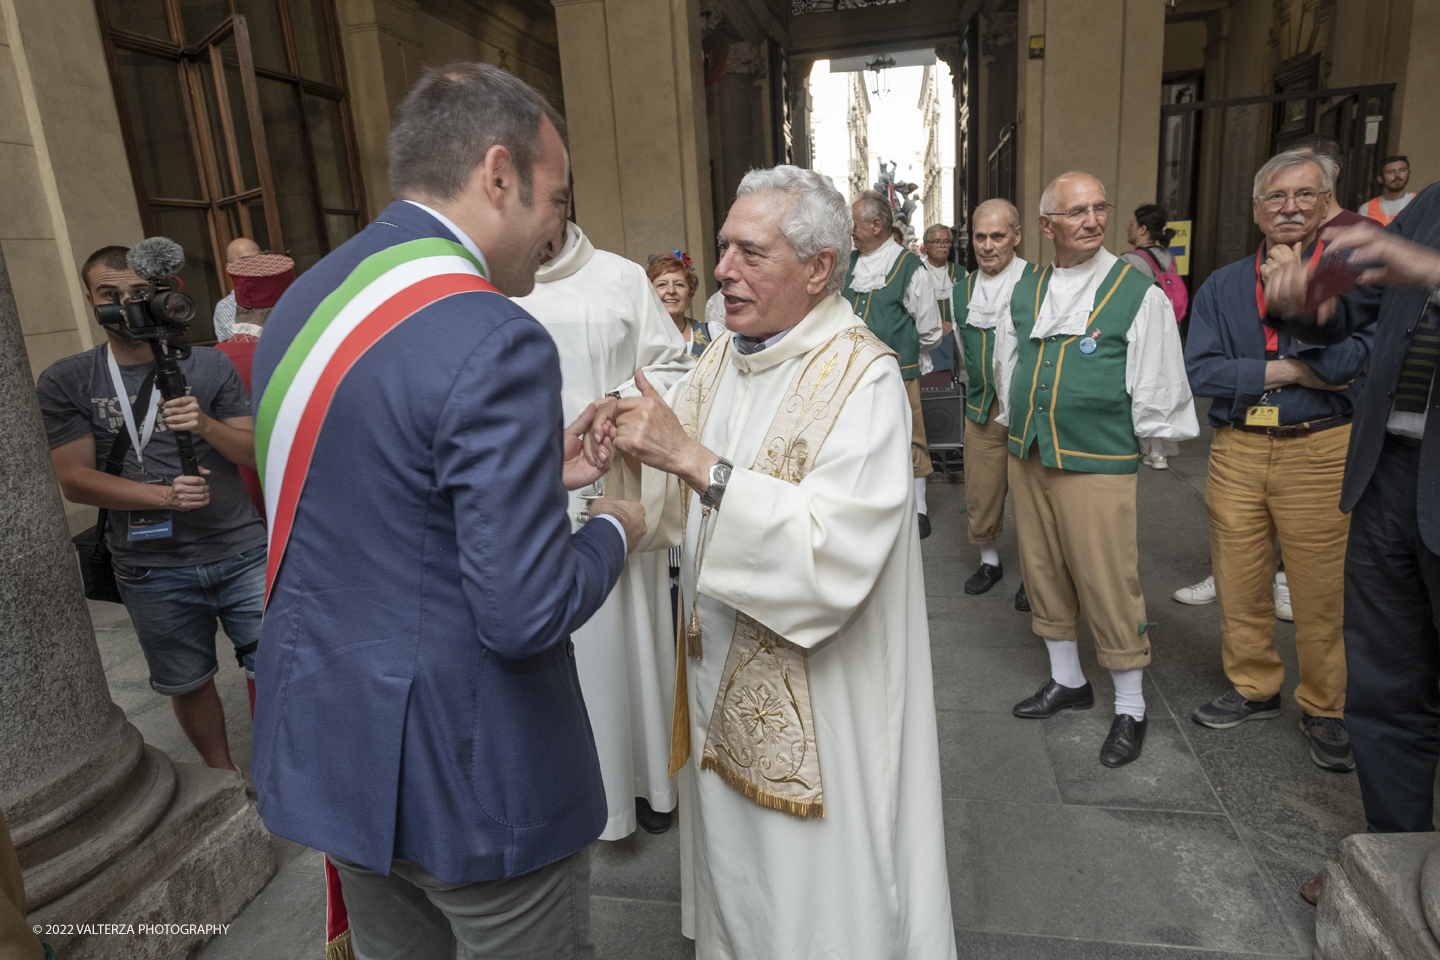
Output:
[676,325,895,818]
[666,336,733,778]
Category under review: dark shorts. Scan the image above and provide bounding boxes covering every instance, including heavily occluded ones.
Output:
[114,544,266,696]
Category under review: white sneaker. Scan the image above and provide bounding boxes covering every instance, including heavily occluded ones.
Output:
[1174,575,1216,605]
[1144,453,1169,470]
[1274,571,1293,622]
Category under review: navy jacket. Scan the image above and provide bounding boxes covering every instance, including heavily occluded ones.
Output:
[1271,182,1440,553]
[248,202,626,882]
[1186,240,1372,428]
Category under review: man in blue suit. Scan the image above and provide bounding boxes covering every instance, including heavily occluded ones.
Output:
[1267,186,1440,904]
[248,63,645,958]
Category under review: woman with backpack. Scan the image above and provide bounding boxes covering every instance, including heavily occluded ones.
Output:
[1122,204,1188,325]
[1122,205,1190,470]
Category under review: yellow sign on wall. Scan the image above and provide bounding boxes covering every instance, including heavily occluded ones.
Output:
[1167,220,1191,276]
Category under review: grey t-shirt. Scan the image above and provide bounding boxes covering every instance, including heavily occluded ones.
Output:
[37,344,266,567]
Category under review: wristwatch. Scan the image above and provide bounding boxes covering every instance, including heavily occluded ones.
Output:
[699,457,733,509]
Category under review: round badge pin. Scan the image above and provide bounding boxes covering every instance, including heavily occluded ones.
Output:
[1078,337,1097,354]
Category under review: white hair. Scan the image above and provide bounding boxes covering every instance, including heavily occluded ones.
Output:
[973,198,1021,231]
[1039,171,1106,215]
[735,165,854,294]
[854,189,894,232]
[923,222,951,241]
[1253,150,1337,198]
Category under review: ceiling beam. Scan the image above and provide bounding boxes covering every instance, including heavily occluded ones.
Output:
[788,0,972,60]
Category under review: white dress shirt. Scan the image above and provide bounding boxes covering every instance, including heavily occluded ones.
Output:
[993,247,1198,457]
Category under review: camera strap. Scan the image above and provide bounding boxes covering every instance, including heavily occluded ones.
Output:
[106,344,161,474]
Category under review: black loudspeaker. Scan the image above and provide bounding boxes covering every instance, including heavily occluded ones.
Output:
[919,370,964,450]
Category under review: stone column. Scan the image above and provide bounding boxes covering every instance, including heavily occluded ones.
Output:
[1014,0,1164,266]
[1316,832,1440,959]
[0,249,274,958]
[552,0,717,296]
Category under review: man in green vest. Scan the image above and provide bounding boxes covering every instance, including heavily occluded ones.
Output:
[845,190,943,537]
[957,199,1032,610]
[997,172,1198,768]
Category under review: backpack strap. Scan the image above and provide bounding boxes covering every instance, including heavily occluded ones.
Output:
[1132,247,1164,276]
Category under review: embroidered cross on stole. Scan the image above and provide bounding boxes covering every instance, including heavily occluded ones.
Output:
[667,325,896,820]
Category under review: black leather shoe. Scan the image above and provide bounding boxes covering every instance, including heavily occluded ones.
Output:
[1014,582,1030,612]
[918,512,931,540]
[1100,714,1148,768]
[964,561,1003,594]
[1013,679,1094,718]
[636,797,672,835]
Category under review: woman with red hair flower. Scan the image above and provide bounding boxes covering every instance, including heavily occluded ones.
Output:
[647,250,711,357]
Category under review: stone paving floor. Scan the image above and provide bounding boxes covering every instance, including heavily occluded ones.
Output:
[89,420,1378,959]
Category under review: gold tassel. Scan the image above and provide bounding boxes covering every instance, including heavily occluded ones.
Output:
[669,612,692,778]
[700,752,826,819]
[686,609,702,659]
[325,931,355,960]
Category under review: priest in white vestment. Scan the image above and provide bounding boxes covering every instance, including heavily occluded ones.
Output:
[611,166,957,960]
[515,220,693,839]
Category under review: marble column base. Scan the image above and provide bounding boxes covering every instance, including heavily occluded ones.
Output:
[1315,832,1440,960]
[26,760,276,960]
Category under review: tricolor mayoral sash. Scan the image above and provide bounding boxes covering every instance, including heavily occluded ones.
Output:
[254,238,498,602]
[672,324,896,819]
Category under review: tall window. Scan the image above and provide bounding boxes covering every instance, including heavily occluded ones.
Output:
[96,0,364,340]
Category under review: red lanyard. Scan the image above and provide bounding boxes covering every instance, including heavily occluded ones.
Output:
[1255,239,1323,351]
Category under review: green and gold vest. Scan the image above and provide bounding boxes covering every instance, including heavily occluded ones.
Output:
[956,263,1038,425]
[1006,260,1153,474]
[843,247,925,379]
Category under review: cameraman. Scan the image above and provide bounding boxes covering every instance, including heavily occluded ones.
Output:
[36,245,265,773]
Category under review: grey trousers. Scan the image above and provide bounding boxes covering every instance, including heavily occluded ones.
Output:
[327,847,594,960]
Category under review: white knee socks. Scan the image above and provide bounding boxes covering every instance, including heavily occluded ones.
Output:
[980,546,1000,567]
[1044,638,1087,689]
[914,477,928,515]
[1045,639,1145,718]
[1110,668,1146,720]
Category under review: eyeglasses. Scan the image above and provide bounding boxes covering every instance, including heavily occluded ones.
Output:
[1045,203,1115,222]
[925,238,952,246]
[1258,189,1328,211]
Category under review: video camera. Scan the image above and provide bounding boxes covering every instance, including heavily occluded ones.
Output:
[94,237,202,476]
[94,237,196,342]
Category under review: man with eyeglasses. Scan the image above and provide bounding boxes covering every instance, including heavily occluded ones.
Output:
[919,222,963,376]
[995,172,1198,768]
[1183,151,1372,777]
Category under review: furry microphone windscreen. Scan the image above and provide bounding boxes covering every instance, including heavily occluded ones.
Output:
[127,237,186,281]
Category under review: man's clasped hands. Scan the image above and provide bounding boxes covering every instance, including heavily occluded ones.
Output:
[562,369,724,554]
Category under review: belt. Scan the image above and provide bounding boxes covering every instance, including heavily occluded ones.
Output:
[1231,414,1352,439]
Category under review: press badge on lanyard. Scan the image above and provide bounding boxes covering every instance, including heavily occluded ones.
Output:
[1245,404,1280,427]
[1246,241,1320,430]
[106,345,173,540]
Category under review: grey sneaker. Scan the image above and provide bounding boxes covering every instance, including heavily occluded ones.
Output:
[1301,714,1355,772]
[1191,689,1282,729]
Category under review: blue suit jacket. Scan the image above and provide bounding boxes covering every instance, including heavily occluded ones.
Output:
[1185,239,1373,428]
[248,202,626,882]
